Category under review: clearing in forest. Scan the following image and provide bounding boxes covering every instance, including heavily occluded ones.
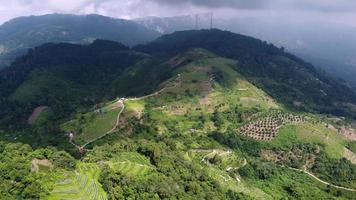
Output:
[28,106,49,125]
[61,100,124,145]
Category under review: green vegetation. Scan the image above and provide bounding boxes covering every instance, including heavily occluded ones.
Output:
[48,163,107,200]
[136,29,356,119]
[347,141,356,153]
[0,14,160,69]
[61,102,122,145]
[271,123,347,159]
[106,152,155,178]
[0,142,76,199]
[0,29,356,199]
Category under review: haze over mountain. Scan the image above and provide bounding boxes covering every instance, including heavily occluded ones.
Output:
[136,14,356,88]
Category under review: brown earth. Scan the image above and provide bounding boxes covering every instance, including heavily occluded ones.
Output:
[344,148,356,164]
[31,159,53,172]
[28,106,49,125]
[341,127,356,141]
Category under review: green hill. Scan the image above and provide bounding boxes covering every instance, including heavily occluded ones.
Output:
[135,29,356,119]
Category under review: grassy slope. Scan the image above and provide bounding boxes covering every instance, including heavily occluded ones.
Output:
[269,122,347,159]
[61,100,122,145]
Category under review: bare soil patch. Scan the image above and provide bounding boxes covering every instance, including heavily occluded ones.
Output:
[344,148,356,164]
[341,127,356,141]
[31,159,53,172]
[28,106,48,125]
[199,95,211,106]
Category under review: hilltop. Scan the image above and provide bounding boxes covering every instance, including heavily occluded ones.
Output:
[136,29,356,118]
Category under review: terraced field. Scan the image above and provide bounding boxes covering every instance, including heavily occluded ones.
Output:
[186,149,272,199]
[205,165,273,200]
[48,163,107,200]
[107,152,155,178]
[107,161,153,177]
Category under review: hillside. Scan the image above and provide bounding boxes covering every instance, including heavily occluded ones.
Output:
[136,15,356,88]
[135,29,356,119]
[0,14,160,69]
[0,30,355,199]
[0,39,172,146]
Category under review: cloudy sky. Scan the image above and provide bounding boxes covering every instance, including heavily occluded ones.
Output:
[0,0,355,26]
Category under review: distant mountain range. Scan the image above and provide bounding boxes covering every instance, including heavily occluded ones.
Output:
[0,14,160,69]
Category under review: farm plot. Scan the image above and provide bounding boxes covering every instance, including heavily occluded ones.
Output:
[108,161,153,177]
[48,163,107,200]
[238,112,304,140]
[107,152,155,178]
[186,149,271,199]
[61,101,123,145]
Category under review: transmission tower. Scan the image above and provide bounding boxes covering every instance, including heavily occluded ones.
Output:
[210,12,213,29]
[195,14,199,29]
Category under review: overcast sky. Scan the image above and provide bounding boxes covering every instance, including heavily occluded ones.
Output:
[0,0,355,27]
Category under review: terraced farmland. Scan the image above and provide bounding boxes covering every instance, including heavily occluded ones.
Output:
[48,163,107,200]
[107,152,155,178]
[108,161,153,177]
[238,112,305,140]
[186,149,271,199]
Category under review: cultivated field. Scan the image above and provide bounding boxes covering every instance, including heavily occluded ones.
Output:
[48,163,107,200]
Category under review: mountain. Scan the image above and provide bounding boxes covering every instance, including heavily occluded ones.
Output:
[136,15,356,88]
[0,14,160,69]
[135,29,356,119]
[0,39,172,133]
[0,29,355,199]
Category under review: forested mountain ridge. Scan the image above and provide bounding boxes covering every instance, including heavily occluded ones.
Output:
[136,15,356,88]
[135,29,356,118]
[0,39,171,132]
[0,14,160,69]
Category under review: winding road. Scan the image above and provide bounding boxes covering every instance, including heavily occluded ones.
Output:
[80,101,125,149]
[286,166,356,192]
[69,75,181,152]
